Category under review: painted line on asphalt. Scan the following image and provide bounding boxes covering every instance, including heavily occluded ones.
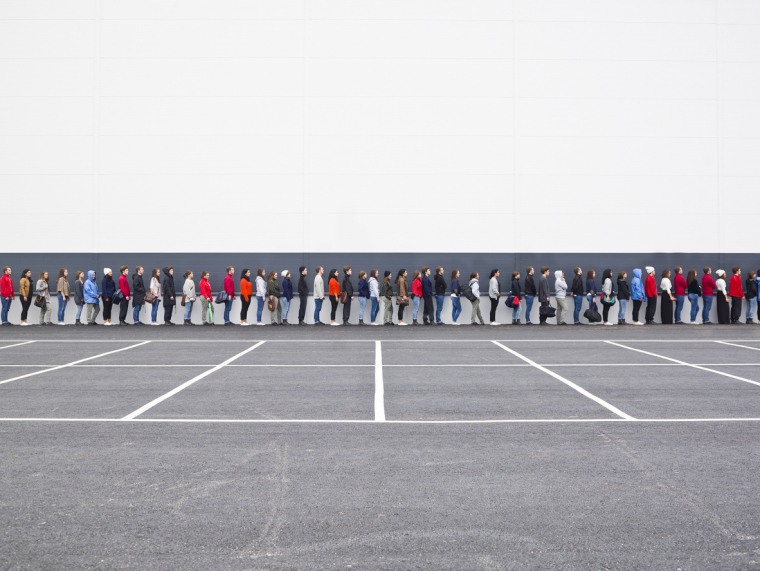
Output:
[0,341,151,386]
[0,341,36,350]
[122,341,266,420]
[716,341,760,352]
[492,341,635,420]
[0,417,759,424]
[375,340,385,422]
[3,338,760,343]
[606,341,760,388]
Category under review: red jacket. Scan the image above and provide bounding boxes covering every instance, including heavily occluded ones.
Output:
[0,274,13,298]
[673,273,687,297]
[412,277,422,297]
[118,274,130,297]
[729,274,744,298]
[702,274,716,296]
[200,277,212,300]
[644,274,657,298]
[223,273,235,299]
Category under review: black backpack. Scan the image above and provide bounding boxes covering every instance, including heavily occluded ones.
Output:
[459,281,476,302]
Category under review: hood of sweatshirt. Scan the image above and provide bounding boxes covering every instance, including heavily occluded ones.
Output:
[88,270,96,282]
[633,268,642,280]
[162,267,172,279]
[554,270,563,282]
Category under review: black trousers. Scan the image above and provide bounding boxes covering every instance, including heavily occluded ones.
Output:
[422,296,434,323]
[240,297,251,320]
[103,299,113,320]
[602,303,611,322]
[299,294,307,321]
[398,303,405,321]
[731,297,742,322]
[490,297,498,322]
[645,296,657,322]
[20,297,32,320]
[330,295,339,320]
[539,300,549,323]
[118,298,129,322]
[164,303,174,322]
[632,299,642,322]
[343,298,351,322]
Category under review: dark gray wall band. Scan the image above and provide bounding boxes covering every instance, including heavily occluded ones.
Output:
[2,252,758,293]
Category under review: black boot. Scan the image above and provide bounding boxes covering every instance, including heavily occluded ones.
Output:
[343,320,352,326]
[282,319,288,325]
[299,320,306,325]
[75,319,82,326]
[413,319,419,325]
[359,319,364,325]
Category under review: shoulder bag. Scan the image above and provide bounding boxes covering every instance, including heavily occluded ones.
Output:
[34,295,46,309]
[215,290,229,305]
[143,291,157,305]
[267,296,276,312]
[181,294,186,307]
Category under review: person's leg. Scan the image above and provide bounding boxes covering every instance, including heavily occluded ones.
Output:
[489,297,497,322]
[745,297,756,321]
[524,295,534,323]
[57,293,64,322]
[282,298,290,321]
[435,295,444,323]
[412,296,420,321]
[398,304,404,322]
[314,298,323,323]
[452,297,461,322]
[256,296,263,323]
[384,298,393,324]
[342,298,351,323]
[512,301,522,322]
[201,298,208,323]
[573,296,582,323]
[476,298,484,324]
[558,298,568,324]
[299,294,307,322]
[164,303,172,323]
[277,299,283,323]
[702,295,712,323]
[602,303,609,323]
[75,303,83,321]
[121,298,129,322]
[151,300,159,323]
[358,297,366,321]
[133,303,141,323]
[370,298,378,323]
[674,295,684,323]
[184,300,192,320]
[1,297,9,323]
[470,298,478,324]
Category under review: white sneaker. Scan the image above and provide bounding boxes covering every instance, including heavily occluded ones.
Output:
[633,321,643,325]
[490,322,500,326]
[398,322,408,326]
[689,321,700,325]
[451,322,460,325]
[256,322,265,326]
[331,322,340,326]
[604,322,614,326]
[151,322,160,326]
[20,322,28,326]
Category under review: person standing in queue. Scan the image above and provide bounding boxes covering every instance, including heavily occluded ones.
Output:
[182,270,196,326]
[715,270,730,324]
[538,266,551,325]
[644,267,657,324]
[396,269,409,326]
[223,266,235,325]
[162,266,176,325]
[686,269,701,325]
[131,266,146,325]
[701,267,716,324]
[55,268,70,325]
[510,270,522,325]
[630,268,645,325]
[357,271,369,326]
[117,266,131,325]
[150,268,162,325]
[673,267,687,324]
[585,269,597,325]
[19,269,33,326]
[450,269,462,325]
[570,267,584,325]
[73,271,85,326]
[411,270,422,325]
[84,270,100,325]
[555,270,568,325]
[313,266,325,326]
[268,271,282,325]
[421,267,434,325]
[746,270,758,324]
[600,268,614,326]
[199,271,214,325]
[660,269,675,325]
[256,268,267,325]
[434,267,446,325]
[524,267,537,325]
[342,266,354,326]
[488,269,500,326]
[616,270,630,325]
[281,270,293,325]
[729,266,744,325]
[469,272,485,326]
[101,268,115,326]
[297,266,308,325]
[381,270,394,325]
[369,269,381,326]
[239,269,252,326]
[327,269,340,326]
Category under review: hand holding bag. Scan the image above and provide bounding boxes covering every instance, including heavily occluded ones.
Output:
[504,295,517,308]
[601,292,616,306]
[396,297,409,306]
[143,291,157,304]
[340,291,348,304]
[34,295,46,309]
[267,296,276,312]
[214,290,229,305]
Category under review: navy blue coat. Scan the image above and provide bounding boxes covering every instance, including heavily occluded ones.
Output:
[101,276,116,300]
[282,278,293,301]
[357,279,370,298]
[421,275,433,297]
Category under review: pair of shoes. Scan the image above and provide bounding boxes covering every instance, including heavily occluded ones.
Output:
[384,322,392,326]
[165,321,175,326]
[271,322,279,326]
[151,322,160,326]
[343,321,352,326]
[299,320,306,325]
[256,322,265,326]
[224,322,234,326]
[603,322,613,326]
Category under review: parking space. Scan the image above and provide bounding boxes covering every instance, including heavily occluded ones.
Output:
[102,341,252,366]
[0,367,201,419]
[621,341,758,365]
[383,366,622,421]
[546,365,760,419]
[234,341,375,366]
[139,367,374,420]
[381,341,524,366]
[501,342,665,366]
[0,342,134,366]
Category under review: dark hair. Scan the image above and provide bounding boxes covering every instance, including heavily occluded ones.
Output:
[421,266,429,274]
[328,269,338,282]
[152,268,160,280]
[749,270,757,280]
[343,266,351,274]
[370,269,378,278]
[358,271,366,280]
[686,269,697,284]
[526,266,533,274]
[58,268,67,279]
[395,269,406,283]
[540,266,549,274]
[183,270,192,279]
[489,269,498,279]
[586,269,595,280]
[435,266,443,274]
[512,270,519,279]
[167,266,173,272]
[602,269,612,284]
[617,270,626,280]
[661,269,671,278]
[120,265,128,274]
[469,271,478,279]
[703,266,711,274]
[201,271,209,279]
[257,268,265,278]
[382,271,391,283]
[574,267,581,275]
[732,266,741,274]
[450,269,459,281]
[135,266,143,273]
[242,268,250,278]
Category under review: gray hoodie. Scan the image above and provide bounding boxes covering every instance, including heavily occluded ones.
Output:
[554,270,567,299]
[368,276,380,299]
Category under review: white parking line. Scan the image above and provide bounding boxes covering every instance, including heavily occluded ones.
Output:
[0,341,35,350]
[375,341,385,422]
[122,341,266,420]
[606,341,760,388]
[0,417,759,424]
[492,341,635,420]
[716,341,760,352]
[0,341,151,386]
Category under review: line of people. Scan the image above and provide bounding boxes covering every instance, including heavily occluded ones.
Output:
[0,264,758,326]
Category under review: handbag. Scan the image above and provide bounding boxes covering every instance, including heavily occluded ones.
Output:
[601,293,616,306]
[144,291,157,304]
[396,297,409,306]
[267,296,276,311]
[539,304,556,318]
[214,290,229,305]
[34,295,46,309]
[340,291,348,304]
[181,294,186,307]
[112,289,124,303]
[504,295,517,308]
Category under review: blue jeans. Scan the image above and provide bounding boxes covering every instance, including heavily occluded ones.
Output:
[151,301,159,323]
[512,301,522,320]
[257,296,265,323]
[358,297,366,320]
[0,296,11,323]
[435,295,444,323]
[688,293,700,322]
[133,303,142,323]
[282,298,290,320]
[184,300,194,320]
[57,293,68,322]
[451,296,462,322]
[224,299,233,323]
[573,295,583,323]
[702,294,713,323]
[413,296,420,319]
[618,298,627,320]
[76,303,84,320]
[314,298,323,323]
[370,297,379,323]
[525,295,534,322]
[747,297,758,320]
[674,295,685,323]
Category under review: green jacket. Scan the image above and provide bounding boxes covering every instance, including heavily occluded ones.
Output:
[268,280,281,298]
[381,279,393,299]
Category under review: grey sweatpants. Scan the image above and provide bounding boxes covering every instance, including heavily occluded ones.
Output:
[471,297,484,324]
[39,299,52,324]
[556,297,568,324]
[86,302,100,324]
[383,297,393,324]
[270,298,282,324]
[201,297,213,323]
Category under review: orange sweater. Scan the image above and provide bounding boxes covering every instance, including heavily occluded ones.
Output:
[240,278,253,301]
[329,278,340,296]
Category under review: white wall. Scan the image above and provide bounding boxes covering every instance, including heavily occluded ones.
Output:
[1,0,758,254]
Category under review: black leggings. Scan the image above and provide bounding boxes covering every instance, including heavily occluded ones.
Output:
[398,304,405,320]
[632,299,642,322]
[490,297,498,322]
[602,303,610,322]
[103,299,113,320]
[299,294,307,321]
[330,295,339,320]
[241,297,251,320]
[20,297,32,320]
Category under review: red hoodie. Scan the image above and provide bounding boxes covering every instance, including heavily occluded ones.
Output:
[673,273,687,297]
[729,274,744,298]
[118,274,130,298]
[702,274,716,296]
[412,277,422,297]
[644,274,657,298]
[0,274,13,298]
[200,277,212,300]
[223,273,235,299]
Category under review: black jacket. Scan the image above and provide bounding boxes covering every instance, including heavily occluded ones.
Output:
[688,279,702,296]
[74,280,84,306]
[434,274,447,296]
[570,274,584,296]
[342,274,353,298]
[746,278,759,300]
[510,278,521,301]
[538,275,550,303]
[161,267,175,306]
[132,273,146,305]
[617,278,630,300]
[524,275,537,296]
[298,274,308,296]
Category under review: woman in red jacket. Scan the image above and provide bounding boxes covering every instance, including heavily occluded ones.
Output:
[240,269,253,326]
[328,269,341,325]
[729,266,744,324]
[223,266,235,325]
[118,266,131,325]
[644,267,658,324]
[411,270,422,325]
[199,271,213,325]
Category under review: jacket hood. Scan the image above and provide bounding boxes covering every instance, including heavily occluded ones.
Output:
[633,268,642,280]
[162,267,172,278]
[554,270,563,282]
[88,270,96,281]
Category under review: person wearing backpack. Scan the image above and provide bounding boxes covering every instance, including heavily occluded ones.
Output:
[616,270,630,325]
[686,269,701,325]
[469,272,485,325]
[434,267,446,325]
[131,266,146,325]
[510,271,522,325]
[524,267,537,325]
[644,267,657,324]
[554,270,568,325]
[746,271,759,324]
[570,267,584,325]
[162,266,176,325]
[450,269,462,325]
[421,267,434,325]
[223,266,235,325]
[630,268,645,325]
[297,266,308,325]
[381,271,394,325]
